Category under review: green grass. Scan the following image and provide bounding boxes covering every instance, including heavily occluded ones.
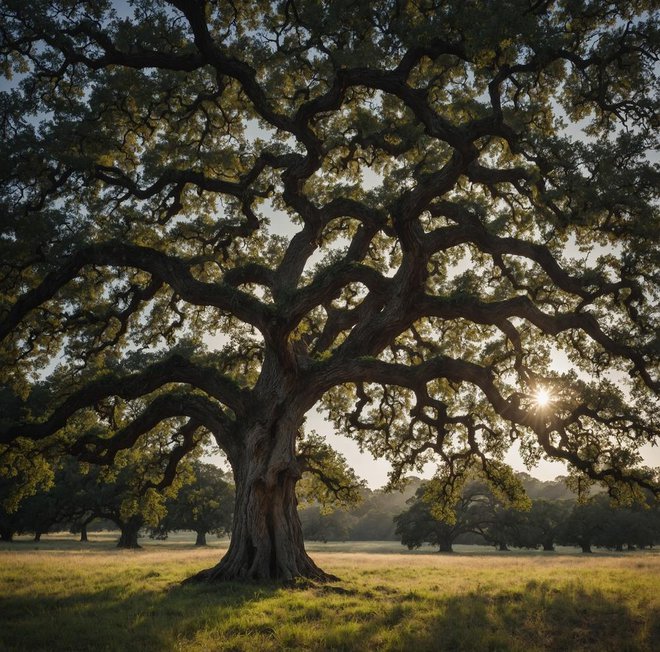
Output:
[1,534,658,651]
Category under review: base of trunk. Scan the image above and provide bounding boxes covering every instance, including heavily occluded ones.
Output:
[195,531,207,546]
[117,529,141,549]
[185,566,338,584]
[184,549,338,584]
[183,533,338,584]
[185,454,340,584]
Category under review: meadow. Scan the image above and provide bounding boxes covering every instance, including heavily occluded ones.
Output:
[1,534,658,651]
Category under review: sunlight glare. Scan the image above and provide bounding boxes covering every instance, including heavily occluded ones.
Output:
[534,387,552,408]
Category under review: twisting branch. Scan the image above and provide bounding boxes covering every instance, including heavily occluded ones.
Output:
[0,354,246,444]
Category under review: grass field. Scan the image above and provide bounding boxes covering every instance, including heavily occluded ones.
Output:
[1,534,658,651]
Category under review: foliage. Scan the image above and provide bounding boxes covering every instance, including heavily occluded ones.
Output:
[394,474,660,552]
[296,432,365,512]
[394,480,495,552]
[151,461,234,544]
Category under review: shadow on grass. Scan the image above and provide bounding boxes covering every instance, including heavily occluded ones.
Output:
[0,579,280,651]
[393,580,659,652]
[0,576,657,651]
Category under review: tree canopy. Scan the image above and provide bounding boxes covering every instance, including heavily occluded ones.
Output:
[0,0,658,581]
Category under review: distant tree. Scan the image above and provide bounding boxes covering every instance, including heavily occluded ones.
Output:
[512,499,573,551]
[15,490,62,542]
[589,499,660,552]
[0,437,54,542]
[592,506,636,552]
[395,480,494,552]
[625,502,660,550]
[349,486,414,541]
[1,0,658,583]
[299,506,356,543]
[473,504,522,552]
[557,496,610,553]
[69,436,197,549]
[14,457,102,542]
[69,514,97,543]
[0,498,18,542]
[152,462,234,546]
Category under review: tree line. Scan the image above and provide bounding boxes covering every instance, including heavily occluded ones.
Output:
[3,464,658,555]
[0,457,233,548]
[300,473,660,553]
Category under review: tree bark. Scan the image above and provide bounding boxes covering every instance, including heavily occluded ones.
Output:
[117,518,142,549]
[33,531,42,542]
[581,543,592,553]
[195,530,207,546]
[542,541,555,551]
[0,527,14,542]
[498,543,509,551]
[186,416,334,583]
[80,524,88,542]
[438,540,454,553]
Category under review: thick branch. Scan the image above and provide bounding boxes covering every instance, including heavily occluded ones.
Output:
[0,354,246,444]
[0,242,271,341]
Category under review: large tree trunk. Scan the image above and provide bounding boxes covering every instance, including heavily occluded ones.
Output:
[187,415,334,583]
[580,543,592,553]
[438,539,454,553]
[195,530,207,546]
[80,524,88,542]
[117,518,142,549]
[0,526,14,542]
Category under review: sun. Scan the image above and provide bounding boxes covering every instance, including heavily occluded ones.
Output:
[533,387,553,408]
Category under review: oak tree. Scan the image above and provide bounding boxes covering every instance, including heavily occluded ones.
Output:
[151,461,234,546]
[1,0,658,581]
[504,498,572,550]
[394,479,493,552]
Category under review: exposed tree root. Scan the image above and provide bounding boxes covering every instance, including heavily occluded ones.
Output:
[182,562,339,586]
